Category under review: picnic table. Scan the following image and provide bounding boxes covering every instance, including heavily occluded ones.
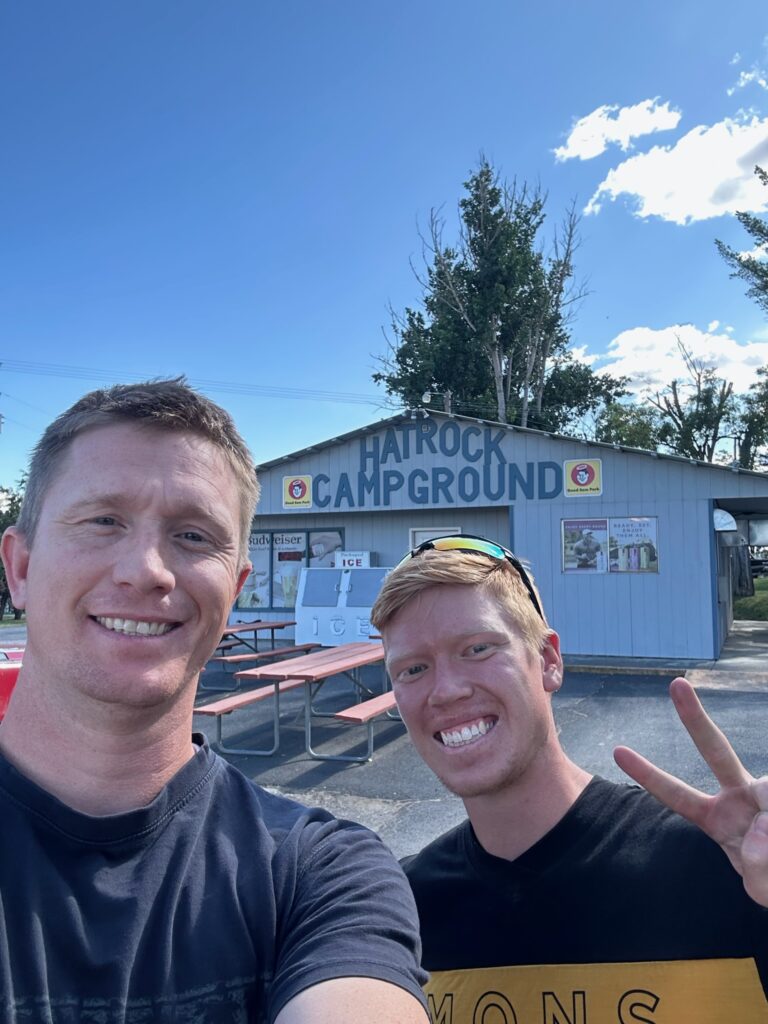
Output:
[232,641,388,763]
[220,619,296,653]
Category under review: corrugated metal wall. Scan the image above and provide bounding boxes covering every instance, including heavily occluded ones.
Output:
[253,415,768,660]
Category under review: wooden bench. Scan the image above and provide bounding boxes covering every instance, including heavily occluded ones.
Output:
[209,643,320,666]
[234,642,387,763]
[334,690,398,723]
[214,638,241,654]
[200,643,321,693]
[195,678,307,756]
[330,691,401,761]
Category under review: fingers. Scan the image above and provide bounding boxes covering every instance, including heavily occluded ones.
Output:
[753,776,768,812]
[614,745,710,829]
[741,812,768,907]
[668,678,750,789]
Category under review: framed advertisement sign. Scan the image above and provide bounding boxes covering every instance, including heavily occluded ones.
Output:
[561,517,659,575]
[562,519,609,573]
[235,532,272,610]
[609,517,658,573]
[272,532,307,609]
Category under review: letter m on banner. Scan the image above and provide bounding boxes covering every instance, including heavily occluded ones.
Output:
[428,993,454,1024]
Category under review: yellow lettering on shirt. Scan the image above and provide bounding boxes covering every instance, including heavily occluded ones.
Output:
[425,959,768,1023]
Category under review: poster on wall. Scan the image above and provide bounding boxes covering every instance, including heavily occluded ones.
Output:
[562,519,609,573]
[309,530,343,567]
[609,517,659,573]
[235,532,272,610]
[272,532,307,608]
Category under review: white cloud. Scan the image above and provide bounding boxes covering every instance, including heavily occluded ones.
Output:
[707,320,720,332]
[731,52,742,66]
[569,343,598,366]
[585,114,768,224]
[739,244,768,261]
[594,323,768,395]
[728,67,768,95]
[554,99,681,162]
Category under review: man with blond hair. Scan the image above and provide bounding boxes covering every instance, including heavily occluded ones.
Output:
[0,379,428,1024]
[371,533,768,1022]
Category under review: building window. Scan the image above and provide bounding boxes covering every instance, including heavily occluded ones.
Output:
[235,529,345,611]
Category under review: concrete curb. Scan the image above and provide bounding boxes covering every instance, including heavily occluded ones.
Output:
[564,661,705,677]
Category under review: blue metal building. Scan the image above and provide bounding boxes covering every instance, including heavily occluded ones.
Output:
[246,411,768,661]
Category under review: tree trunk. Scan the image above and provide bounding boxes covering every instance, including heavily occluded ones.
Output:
[487,343,506,421]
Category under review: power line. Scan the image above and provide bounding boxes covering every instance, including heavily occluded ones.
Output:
[0,359,399,409]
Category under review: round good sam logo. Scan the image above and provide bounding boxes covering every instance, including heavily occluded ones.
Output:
[571,463,595,487]
[289,479,307,500]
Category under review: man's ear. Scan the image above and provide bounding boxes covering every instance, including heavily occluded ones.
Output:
[540,631,564,694]
[234,562,252,600]
[1,527,30,610]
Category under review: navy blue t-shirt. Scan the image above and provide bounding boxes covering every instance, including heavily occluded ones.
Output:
[0,737,426,1023]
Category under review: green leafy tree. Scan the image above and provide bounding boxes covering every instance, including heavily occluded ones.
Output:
[736,366,768,470]
[532,361,628,435]
[593,401,665,451]
[374,159,616,426]
[716,166,768,317]
[646,341,740,462]
[0,481,24,620]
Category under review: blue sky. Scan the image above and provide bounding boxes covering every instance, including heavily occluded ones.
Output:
[1,1,767,487]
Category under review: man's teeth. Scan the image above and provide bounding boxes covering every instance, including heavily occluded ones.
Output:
[440,719,494,748]
[96,617,174,637]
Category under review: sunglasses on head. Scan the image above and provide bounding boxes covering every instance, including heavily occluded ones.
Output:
[396,534,544,621]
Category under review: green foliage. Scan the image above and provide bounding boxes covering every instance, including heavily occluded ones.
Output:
[0,479,25,620]
[531,361,627,434]
[716,166,768,317]
[593,402,665,450]
[647,341,740,462]
[374,158,620,427]
[373,305,492,415]
[734,577,768,621]
[737,366,768,470]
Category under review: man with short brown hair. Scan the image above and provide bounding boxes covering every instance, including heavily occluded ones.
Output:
[372,534,768,1021]
[0,379,428,1024]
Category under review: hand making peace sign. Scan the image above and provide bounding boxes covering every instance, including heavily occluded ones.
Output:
[614,677,768,908]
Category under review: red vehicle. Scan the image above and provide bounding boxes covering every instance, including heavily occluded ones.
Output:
[0,662,20,721]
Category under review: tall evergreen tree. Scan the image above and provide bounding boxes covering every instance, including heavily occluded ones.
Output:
[716,165,768,317]
[374,159,624,425]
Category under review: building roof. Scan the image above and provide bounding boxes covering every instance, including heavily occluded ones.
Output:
[255,408,768,480]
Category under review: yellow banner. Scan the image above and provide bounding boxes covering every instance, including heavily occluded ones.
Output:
[425,959,768,1023]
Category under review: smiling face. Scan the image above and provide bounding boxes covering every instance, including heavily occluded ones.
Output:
[1,423,250,712]
[384,583,563,800]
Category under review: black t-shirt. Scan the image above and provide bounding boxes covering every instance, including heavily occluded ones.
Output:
[0,737,427,1023]
[403,777,768,1023]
